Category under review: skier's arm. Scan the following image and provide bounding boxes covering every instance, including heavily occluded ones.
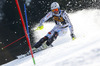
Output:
[68,20,76,40]
[63,11,76,40]
[39,11,53,26]
[63,11,74,34]
[68,19,74,34]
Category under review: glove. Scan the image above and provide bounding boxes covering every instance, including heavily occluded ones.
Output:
[35,25,44,31]
[71,33,76,40]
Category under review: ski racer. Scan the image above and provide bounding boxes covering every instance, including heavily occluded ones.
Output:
[33,2,76,51]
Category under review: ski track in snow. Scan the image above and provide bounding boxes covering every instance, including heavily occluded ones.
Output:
[2,9,100,66]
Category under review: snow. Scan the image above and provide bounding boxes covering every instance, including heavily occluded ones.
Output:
[25,0,31,6]
[2,9,100,66]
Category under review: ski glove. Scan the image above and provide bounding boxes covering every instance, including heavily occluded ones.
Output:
[35,25,44,31]
[71,33,76,40]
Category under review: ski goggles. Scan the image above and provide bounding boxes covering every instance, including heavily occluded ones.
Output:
[52,8,59,12]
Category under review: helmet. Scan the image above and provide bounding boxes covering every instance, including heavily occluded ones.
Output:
[51,2,60,10]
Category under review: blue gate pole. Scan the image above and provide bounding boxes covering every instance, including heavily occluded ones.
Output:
[24,4,30,40]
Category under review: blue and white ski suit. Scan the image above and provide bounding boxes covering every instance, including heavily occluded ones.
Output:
[39,10,74,38]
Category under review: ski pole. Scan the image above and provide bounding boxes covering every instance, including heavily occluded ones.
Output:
[34,27,40,31]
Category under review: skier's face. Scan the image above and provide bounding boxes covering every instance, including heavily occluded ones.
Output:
[52,8,59,14]
[54,11,59,14]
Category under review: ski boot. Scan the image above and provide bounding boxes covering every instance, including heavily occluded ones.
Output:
[33,36,48,48]
[32,36,48,52]
[41,42,48,49]
[41,42,53,49]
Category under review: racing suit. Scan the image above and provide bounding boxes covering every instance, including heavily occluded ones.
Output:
[39,10,74,38]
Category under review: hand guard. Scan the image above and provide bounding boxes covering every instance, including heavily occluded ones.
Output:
[71,33,76,40]
[35,25,44,31]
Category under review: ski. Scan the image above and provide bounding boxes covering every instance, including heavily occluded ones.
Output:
[17,43,53,59]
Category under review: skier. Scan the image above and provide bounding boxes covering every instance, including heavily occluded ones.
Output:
[33,2,76,51]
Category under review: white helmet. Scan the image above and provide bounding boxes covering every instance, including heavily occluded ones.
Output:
[51,2,60,10]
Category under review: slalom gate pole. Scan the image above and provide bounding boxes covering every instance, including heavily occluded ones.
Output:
[15,0,36,65]
[24,4,30,39]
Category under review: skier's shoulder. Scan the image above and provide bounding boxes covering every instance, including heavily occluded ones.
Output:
[60,10,68,15]
[45,11,53,18]
[61,10,67,13]
[47,11,53,15]
[61,10,68,15]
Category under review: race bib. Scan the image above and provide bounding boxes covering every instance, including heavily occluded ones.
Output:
[53,16,64,22]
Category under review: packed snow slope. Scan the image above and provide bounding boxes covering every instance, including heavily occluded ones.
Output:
[2,9,100,66]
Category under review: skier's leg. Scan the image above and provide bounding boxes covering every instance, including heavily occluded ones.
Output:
[33,26,57,49]
[46,26,68,46]
[45,26,59,46]
[46,31,58,46]
[33,36,48,48]
[33,26,55,50]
